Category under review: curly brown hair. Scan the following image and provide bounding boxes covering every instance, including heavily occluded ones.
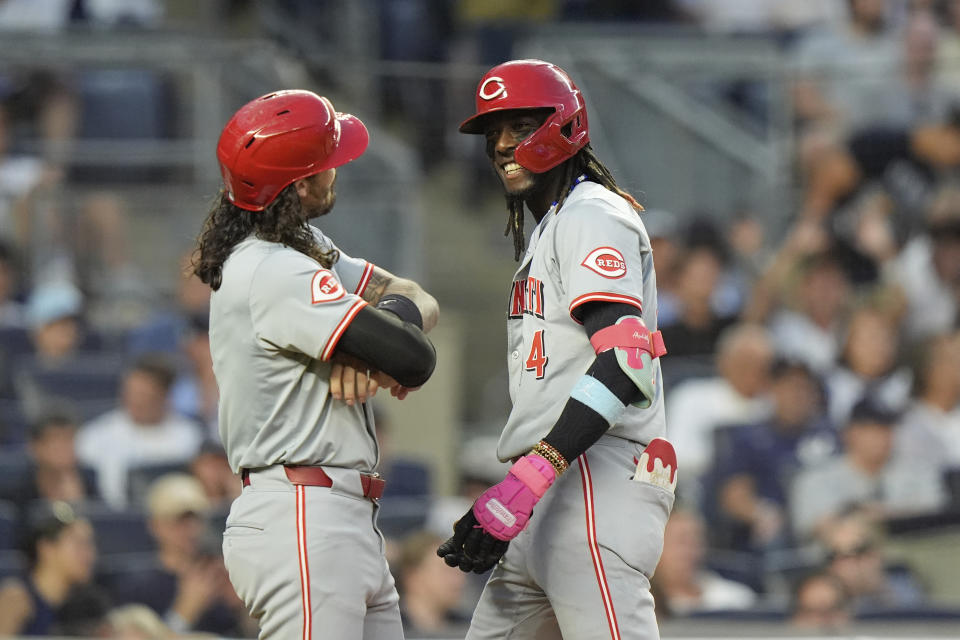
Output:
[192,185,338,290]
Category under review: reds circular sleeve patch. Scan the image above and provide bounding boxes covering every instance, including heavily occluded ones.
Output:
[310,269,345,303]
[581,247,627,279]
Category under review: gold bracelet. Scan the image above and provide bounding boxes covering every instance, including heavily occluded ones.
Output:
[532,440,569,476]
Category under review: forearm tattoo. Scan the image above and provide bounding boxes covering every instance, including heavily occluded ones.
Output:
[362,270,391,304]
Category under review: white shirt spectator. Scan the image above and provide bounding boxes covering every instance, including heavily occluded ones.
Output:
[790,455,947,540]
[895,401,960,472]
[826,366,912,428]
[76,408,202,508]
[667,571,758,615]
[888,235,957,340]
[667,377,770,484]
[769,309,840,373]
[792,20,902,132]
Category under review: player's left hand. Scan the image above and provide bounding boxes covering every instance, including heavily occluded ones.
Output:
[437,454,557,573]
[437,508,509,574]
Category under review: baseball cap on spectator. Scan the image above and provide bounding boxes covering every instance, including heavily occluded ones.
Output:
[25,281,83,328]
[146,473,209,519]
[846,397,900,428]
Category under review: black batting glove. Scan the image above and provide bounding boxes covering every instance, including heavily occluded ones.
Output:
[436,507,509,574]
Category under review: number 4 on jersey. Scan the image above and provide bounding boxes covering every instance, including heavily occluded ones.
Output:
[525,330,549,379]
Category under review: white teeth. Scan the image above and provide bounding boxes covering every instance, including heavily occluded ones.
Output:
[503,162,522,173]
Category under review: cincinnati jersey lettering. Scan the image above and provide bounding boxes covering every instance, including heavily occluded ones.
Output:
[509,277,546,319]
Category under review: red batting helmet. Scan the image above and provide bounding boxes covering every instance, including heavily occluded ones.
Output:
[216,90,369,211]
[459,59,589,173]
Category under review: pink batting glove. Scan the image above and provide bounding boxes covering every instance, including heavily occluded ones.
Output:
[473,454,556,541]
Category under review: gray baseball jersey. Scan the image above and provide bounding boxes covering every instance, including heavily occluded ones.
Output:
[210,227,377,473]
[467,182,674,640]
[212,228,405,640]
[498,180,667,461]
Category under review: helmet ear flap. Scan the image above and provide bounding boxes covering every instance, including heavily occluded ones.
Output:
[514,105,589,173]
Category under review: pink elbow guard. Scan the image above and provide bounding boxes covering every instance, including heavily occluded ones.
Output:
[473,455,556,541]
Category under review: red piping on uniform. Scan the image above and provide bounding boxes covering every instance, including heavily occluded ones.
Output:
[296,485,312,640]
[320,299,368,360]
[355,262,374,297]
[569,293,642,324]
[578,455,621,640]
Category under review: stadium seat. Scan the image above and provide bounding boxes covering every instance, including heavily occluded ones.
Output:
[126,461,189,505]
[0,549,26,579]
[17,352,124,403]
[376,496,431,539]
[68,501,155,556]
[0,399,30,445]
[95,551,161,592]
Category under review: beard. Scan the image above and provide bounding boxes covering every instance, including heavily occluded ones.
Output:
[305,190,336,219]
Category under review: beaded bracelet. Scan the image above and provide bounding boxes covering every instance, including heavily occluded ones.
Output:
[532,440,569,476]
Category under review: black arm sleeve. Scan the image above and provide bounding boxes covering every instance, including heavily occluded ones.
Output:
[541,302,646,463]
[333,305,436,388]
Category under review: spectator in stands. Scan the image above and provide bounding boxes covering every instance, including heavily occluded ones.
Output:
[659,242,737,358]
[826,302,911,427]
[105,603,174,639]
[75,191,155,333]
[112,473,255,637]
[10,280,108,419]
[76,354,203,508]
[24,280,85,365]
[790,0,901,136]
[0,241,24,328]
[889,8,953,126]
[713,359,837,553]
[127,252,210,356]
[768,251,851,373]
[0,409,97,514]
[395,530,470,638]
[678,0,840,37]
[0,101,48,246]
[640,209,681,326]
[666,323,773,500]
[188,441,239,509]
[790,398,947,540]
[789,571,854,632]
[170,313,218,438]
[889,186,960,340]
[819,507,927,612]
[895,331,960,473]
[651,507,758,616]
[0,501,98,635]
[798,111,960,224]
[375,408,431,500]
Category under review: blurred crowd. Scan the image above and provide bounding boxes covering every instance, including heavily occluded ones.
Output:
[0,0,959,638]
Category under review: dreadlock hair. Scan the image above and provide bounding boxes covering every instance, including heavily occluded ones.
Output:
[192,184,338,290]
[503,143,643,261]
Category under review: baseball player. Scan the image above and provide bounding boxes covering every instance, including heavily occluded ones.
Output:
[193,90,439,639]
[437,60,678,639]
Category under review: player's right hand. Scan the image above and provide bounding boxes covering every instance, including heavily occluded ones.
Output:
[436,508,509,574]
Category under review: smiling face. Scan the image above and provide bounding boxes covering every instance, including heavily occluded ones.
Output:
[482,109,557,200]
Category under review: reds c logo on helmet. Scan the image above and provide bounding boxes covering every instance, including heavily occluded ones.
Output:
[459,59,589,173]
[479,77,508,100]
